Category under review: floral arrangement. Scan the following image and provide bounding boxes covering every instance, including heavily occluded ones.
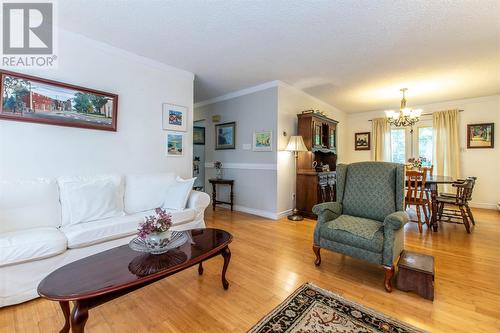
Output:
[214,161,223,170]
[408,157,427,169]
[137,208,172,239]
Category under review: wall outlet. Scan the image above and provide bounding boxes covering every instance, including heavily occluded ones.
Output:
[242,144,251,150]
[292,193,296,200]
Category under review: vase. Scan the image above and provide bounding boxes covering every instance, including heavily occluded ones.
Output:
[216,168,223,179]
[144,230,172,253]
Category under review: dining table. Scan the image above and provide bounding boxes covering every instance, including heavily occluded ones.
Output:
[424,175,457,232]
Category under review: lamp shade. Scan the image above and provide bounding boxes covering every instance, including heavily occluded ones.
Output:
[286,136,308,152]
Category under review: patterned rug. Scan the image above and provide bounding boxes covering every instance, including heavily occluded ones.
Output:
[248,283,427,333]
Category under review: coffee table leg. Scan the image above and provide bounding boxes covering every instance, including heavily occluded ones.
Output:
[71,301,89,333]
[221,246,231,290]
[59,301,70,333]
[198,262,204,275]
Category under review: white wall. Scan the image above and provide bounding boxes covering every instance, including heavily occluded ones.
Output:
[0,29,194,180]
[345,95,500,209]
[277,83,347,214]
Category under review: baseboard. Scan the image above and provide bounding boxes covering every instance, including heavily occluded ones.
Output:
[468,202,499,210]
[277,209,293,219]
[214,203,279,220]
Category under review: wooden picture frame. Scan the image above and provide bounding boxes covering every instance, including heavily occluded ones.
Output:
[215,121,236,150]
[162,103,188,132]
[193,126,205,145]
[354,132,370,150]
[467,123,494,149]
[0,70,118,131]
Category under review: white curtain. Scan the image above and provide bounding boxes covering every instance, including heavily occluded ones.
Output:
[372,117,391,161]
[433,110,460,188]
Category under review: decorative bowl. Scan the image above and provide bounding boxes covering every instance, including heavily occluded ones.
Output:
[129,231,190,255]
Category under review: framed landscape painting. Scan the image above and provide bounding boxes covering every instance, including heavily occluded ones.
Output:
[162,103,187,132]
[166,132,184,156]
[193,126,205,145]
[215,122,236,150]
[0,70,118,131]
[467,123,494,148]
[354,132,370,150]
[253,130,272,151]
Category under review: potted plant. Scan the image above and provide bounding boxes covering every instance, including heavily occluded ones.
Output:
[137,208,173,252]
[214,160,223,179]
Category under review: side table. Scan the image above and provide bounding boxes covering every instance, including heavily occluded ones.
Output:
[209,179,234,211]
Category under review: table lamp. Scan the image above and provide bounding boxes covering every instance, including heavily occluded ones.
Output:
[286,135,308,221]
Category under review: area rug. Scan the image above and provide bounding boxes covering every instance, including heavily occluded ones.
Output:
[248,283,427,333]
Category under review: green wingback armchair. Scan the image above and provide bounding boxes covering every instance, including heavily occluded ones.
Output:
[312,161,408,292]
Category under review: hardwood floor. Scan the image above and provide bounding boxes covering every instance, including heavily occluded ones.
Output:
[1,207,500,332]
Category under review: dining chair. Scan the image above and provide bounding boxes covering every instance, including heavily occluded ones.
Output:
[420,165,434,213]
[405,170,430,233]
[436,177,476,232]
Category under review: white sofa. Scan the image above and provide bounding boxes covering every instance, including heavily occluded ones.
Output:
[0,173,210,307]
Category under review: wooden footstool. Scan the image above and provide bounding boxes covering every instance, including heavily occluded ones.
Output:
[396,250,435,300]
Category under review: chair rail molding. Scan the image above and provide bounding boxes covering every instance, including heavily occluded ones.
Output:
[204,162,277,170]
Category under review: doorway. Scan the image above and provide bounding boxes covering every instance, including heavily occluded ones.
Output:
[193,119,206,190]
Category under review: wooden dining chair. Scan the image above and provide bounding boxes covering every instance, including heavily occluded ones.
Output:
[420,165,434,213]
[405,170,430,233]
[436,177,476,232]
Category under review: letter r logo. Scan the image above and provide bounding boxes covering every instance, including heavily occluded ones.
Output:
[2,3,53,54]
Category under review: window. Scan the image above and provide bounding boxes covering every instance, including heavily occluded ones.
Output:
[389,122,433,164]
[390,128,406,163]
[418,127,433,166]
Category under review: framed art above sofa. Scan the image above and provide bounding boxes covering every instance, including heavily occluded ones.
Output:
[0,70,118,131]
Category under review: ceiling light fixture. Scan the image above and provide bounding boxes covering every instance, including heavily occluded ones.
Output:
[385,88,422,128]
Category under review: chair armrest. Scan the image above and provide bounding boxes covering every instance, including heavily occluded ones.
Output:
[312,202,342,223]
[383,211,409,230]
[186,190,210,210]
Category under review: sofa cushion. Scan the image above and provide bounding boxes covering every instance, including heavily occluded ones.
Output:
[163,176,196,210]
[62,208,196,248]
[0,178,61,233]
[58,175,124,227]
[0,228,67,267]
[62,214,142,249]
[319,220,384,253]
[124,173,176,214]
[326,215,383,240]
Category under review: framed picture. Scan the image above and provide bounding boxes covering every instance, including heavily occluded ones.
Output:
[193,126,205,145]
[253,130,272,151]
[354,132,370,150]
[215,121,236,150]
[0,70,118,131]
[166,132,184,156]
[162,103,187,132]
[467,123,494,148]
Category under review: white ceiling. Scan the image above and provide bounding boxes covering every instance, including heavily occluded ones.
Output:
[59,1,500,113]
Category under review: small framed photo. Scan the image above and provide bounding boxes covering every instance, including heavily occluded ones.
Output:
[354,132,370,150]
[253,130,272,151]
[193,126,205,145]
[467,123,494,148]
[215,121,236,150]
[162,103,187,132]
[166,132,184,156]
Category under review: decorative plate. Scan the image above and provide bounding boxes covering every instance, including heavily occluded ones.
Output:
[129,231,191,254]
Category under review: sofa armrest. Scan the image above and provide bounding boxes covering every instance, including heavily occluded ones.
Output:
[312,202,342,223]
[383,211,409,230]
[186,190,210,211]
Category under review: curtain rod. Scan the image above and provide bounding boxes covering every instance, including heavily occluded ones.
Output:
[367,109,464,121]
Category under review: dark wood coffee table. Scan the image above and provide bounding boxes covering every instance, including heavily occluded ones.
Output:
[38,228,232,333]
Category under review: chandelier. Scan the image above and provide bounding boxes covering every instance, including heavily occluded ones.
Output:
[385,88,422,127]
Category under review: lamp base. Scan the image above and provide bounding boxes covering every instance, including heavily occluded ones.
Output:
[287,209,304,221]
